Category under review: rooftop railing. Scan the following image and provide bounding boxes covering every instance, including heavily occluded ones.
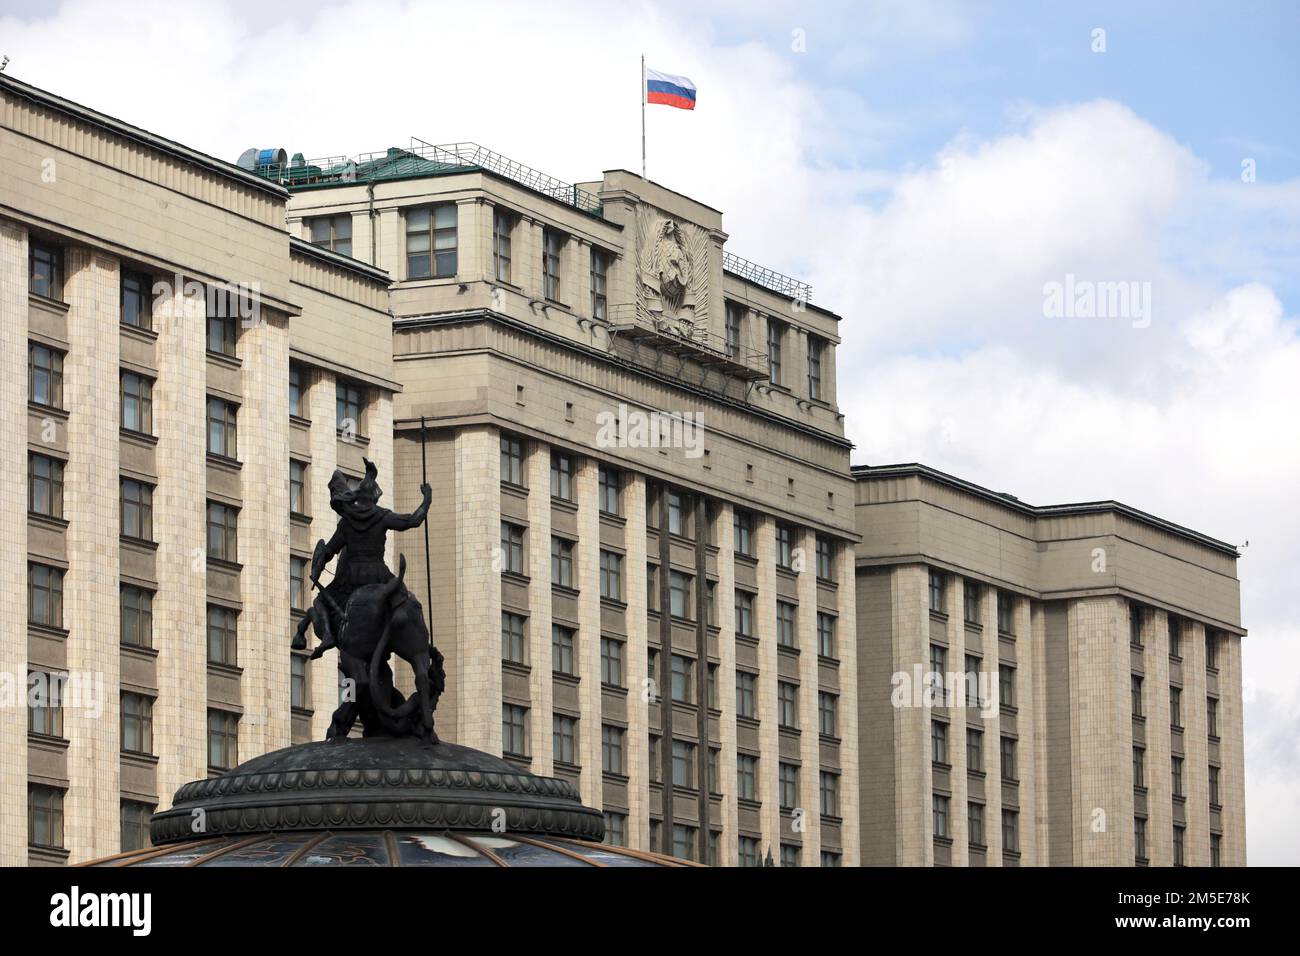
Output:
[722,251,812,303]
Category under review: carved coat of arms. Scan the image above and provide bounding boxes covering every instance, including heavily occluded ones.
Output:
[637,212,711,337]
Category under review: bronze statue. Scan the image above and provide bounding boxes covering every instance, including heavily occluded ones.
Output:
[292,459,445,744]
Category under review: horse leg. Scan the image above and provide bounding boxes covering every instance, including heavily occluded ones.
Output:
[410,649,437,745]
[327,654,365,740]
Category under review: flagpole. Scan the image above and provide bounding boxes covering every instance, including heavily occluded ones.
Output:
[641,54,646,179]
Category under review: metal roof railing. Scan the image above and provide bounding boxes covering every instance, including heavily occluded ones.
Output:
[722,251,811,303]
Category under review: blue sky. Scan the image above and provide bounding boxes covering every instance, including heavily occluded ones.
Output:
[2,0,1298,864]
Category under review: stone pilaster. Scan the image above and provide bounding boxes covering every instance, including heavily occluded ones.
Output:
[1218,634,1247,865]
[894,565,932,866]
[237,310,292,761]
[307,368,338,742]
[754,515,781,852]
[945,578,968,866]
[836,541,861,866]
[1013,597,1038,865]
[455,198,487,284]
[61,248,121,861]
[1181,617,1210,866]
[453,425,501,751]
[1069,596,1134,865]
[575,458,603,807]
[1145,609,1173,865]
[0,221,29,865]
[979,586,1002,865]
[715,503,739,866]
[525,443,554,775]
[624,473,651,850]
[153,280,209,812]
[796,528,821,865]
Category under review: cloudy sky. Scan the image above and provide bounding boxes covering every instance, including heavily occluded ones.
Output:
[2,0,1296,863]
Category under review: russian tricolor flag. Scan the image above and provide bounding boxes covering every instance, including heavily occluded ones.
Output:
[646,68,697,110]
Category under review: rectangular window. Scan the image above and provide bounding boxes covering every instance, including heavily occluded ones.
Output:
[737,754,758,801]
[30,242,63,300]
[671,655,694,703]
[818,691,838,737]
[1000,735,1018,782]
[289,460,308,516]
[207,605,238,666]
[335,382,363,433]
[965,655,983,708]
[816,612,836,658]
[672,824,696,861]
[290,556,308,612]
[777,681,798,729]
[928,570,946,613]
[502,704,528,756]
[492,209,513,282]
[1133,746,1145,789]
[646,564,658,612]
[736,671,757,719]
[290,654,307,710]
[206,501,237,562]
[999,663,1016,710]
[120,270,153,329]
[551,537,574,588]
[734,589,754,637]
[929,644,947,697]
[28,343,64,409]
[207,397,238,458]
[207,709,239,770]
[29,563,65,628]
[1211,833,1222,867]
[590,247,609,320]
[27,672,63,738]
[1131,674,1144,717]
[309,213,352,257]
[767,319,784,385]
[501,612,527,664]
[1209,765,1221,806]
[28,453,64,519]
[1002,809,1020,854]
[1173,824,1185,866]
[807,336,824,400]
[1172,756,1184,798]
[553,714,577,765]
[599,637,624,686]
[499,522,524,575]
[121,800,153,853]
[669,570,693,618]
[1206,631,1219,670]
[406,205,457,279]
[121,692,154,755]
[933,794,950,839]
[551,625,576,675]
[121,479,154,542]
[964,580,982,625]
[967,728,983,772]
[733,508,754,556]
[1135,817,1148,862]
[1207,697,1219,738]
[738,835,760,867]
[288,364,305,418]
[819,771,839,817]
[932,720,949,765]
[776,523,793,569]
[598,465,621,515]
[997,591,1015,634]
[120,585,154,649]
[28,785,64,850]
[1170,686,1183,728]
[603,812,626,847]
[776,601,796,648]
[1130,602,1145,647]
[725,302,743,357]
[550,452,573,501]
[601,725,625,775]
[499,436,525,486]
[815,536,834,580]
[778,762,798,810]
[121,372,154,435]
[542,229,563,300]
[671,740,696,789]
[667,490,692,538]
[207,313,236,357]
[968,802,985,847]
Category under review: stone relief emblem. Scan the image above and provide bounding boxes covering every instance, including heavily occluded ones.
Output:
[637,211,711,337]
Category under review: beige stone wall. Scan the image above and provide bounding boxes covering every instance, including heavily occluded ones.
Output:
[0,220,30,864]
[623,473,651,850]
[754,516,781,849]
[1181,616,1211,866]
[61,248,122,862]
[893,564,931,866]
[574,459,603,807]
[795,528,821,864]
[306,368,339,741]
[715,503,740,866]
[835,542,862,866]
[1219,634,1247,865]
[524,442,555,775]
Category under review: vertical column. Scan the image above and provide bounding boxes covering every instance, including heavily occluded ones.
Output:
[836,541,861,867]
[307,368,338,741]
[575,458,603,807]
[1028,603,1051,865]
[1014,597,1038,865]
[1181,618,1210,866]
[715,503,739,866]
[1069,597,1134,865]
[754,516,781,853]
[521,219,546,300]
[368,392,395,571]
[624,473,651,849]
[154,281,208,809]
[795,528,821,865]
[453,425,501,751]
[237,310,292,760]
[894,565,932,866]
[455,198,487,284]
[525,444,554,774]
[945,578,968,866]
[1218,634,1247,866]
[570,239,591,316]
[376,208,402,276]
[1145,610,1173,865]
[979,587,1002,865]
[821,341,838,408]
[0,222,29,864]
[61,249,121,861]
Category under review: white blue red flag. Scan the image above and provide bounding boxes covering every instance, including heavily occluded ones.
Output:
[645,68,697,110]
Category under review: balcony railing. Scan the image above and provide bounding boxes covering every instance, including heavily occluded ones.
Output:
[607,304,769,381]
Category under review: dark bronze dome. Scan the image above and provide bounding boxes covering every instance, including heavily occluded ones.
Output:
[86,736,692,867]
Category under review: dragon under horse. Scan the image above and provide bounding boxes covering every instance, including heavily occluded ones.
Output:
[299,458,445,745]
